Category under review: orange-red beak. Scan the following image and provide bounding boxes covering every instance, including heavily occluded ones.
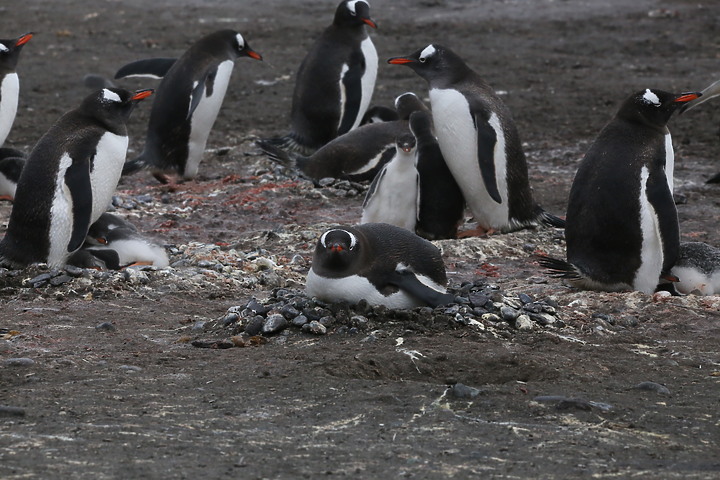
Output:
[131,89,154,101]
[388,57,414,65]
[330,245,344,253]
[674,92,701,103]
[15,33,33,47]
[363,18,377,29]
[247,49,263,61]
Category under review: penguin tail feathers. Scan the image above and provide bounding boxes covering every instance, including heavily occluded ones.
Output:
[535,254,582,281]
[539,210,566,229]
[122,155,149,176]
[255,139,299,169]
[706,172,720,184]
[258,134,316,156]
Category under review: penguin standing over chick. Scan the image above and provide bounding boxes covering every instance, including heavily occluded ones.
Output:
[0,32,32,147]
[0,88,152,269]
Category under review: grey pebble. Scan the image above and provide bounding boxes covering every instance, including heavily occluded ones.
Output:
[0,405,26,417]
[119,365,142,372]
[49,274,72,286]
[500,306,519,321]
[262,314,288,335]
[449,383,481,399]
[518,293,533,304]
[28,272,54,286]
[529,312,556,326]
[633,381,671,396]
[64,265,85,278]
[191,321,207,332]
[244,316,265,336]
[514,315,534,331]
[95,322,116,332]
[292,315,309,327]
[302,320,327,335]
[4,358,35,367]
[222,312,240,326]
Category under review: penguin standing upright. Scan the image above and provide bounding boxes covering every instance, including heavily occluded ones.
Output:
[262,0,378,154]
[360,133,419,231]
[257,92,427,182]
[306,223,454,309]
[0,88,153,269]
[538,89,700,294]
[0,32,32,147]
[388,44,562,234]
[410,110,465,240]
[115,30,262,183]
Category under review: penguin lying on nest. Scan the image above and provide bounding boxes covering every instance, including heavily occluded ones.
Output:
[306,223,455,309]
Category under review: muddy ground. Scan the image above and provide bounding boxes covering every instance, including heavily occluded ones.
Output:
[1,0,720,478]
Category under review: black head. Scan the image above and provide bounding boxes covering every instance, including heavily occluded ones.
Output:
[79,88,153,132]
[334,0,377,29]
[226,30,263,61]
[395,133,416,153]
[393,92,428,120]
[388,44,472,86]
[0,32,32,72]
[314,228,362,271]
[408,110,434,138]
[618,89,701,128]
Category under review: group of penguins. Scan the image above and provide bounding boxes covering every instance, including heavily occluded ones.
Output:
[1,0,720,310]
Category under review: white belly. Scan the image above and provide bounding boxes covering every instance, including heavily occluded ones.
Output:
[664,132,674,193]
[635,166,664,294]
[671,266,716,295]
[0,171,17,199]
[185,60,234,179]
[306,268,441,309]
[90,132,129,222]
[47,154,75,268]
[360,152,419,231]
[354,36,378,131]
[429,88,508,229]
[110,238,169,268]
[0,73,20,146]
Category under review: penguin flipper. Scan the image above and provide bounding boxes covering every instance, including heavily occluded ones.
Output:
[474,115,502,204]
[64,159,94,252]
[362,165,387,209]
[114,58,177,80]
[536,254,583,281]
[255,140,301,169]
[646,171,680,273]
[390,269,455,308]
[187,68,216,120]
[337,55,364,135]
[706,172,720,184]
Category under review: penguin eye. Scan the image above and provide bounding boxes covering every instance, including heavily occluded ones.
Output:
[419,57,427,63]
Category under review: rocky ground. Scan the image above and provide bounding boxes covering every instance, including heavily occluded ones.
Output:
[1,0,720,478]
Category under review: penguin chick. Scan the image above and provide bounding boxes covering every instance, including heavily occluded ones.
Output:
[360,133,419,231]
[306,223,455,309]
[116,30,262,183]
[669,242,720,295]
[0,147,25,201]
[262,0,378,155]
[538,89,700,294]
[94,227,169,268]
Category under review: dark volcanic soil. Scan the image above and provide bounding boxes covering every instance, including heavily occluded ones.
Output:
[2,0,720,478]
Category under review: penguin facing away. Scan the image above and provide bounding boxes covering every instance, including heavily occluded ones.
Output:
[388,44,563,235]
[0,147,25,201]
[360,133,420,231]
[0,88,153,269]
[257,92,428,182]
[262,0,378,154]
[410,110,465,240]
[669,242,720,295]
[538,89,700,294]
[115,30,262,183]
[0,32,32,147]
[306,223,455,309]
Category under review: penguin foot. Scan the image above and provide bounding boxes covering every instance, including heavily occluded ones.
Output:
[458,226,496,238]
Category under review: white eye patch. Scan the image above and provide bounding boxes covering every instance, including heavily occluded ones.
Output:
[320,229,358,249]
[419,44,436,62]
[0,43,9,53]
[347,0,368,15]
[642,89,661,106]
[102,89,121,103]
[236,33,245,49]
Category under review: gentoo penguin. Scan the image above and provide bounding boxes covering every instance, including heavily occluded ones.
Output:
[0,88,153,269]
[668,242,720,295]
[388,44,563,234]
[306,223,455,309]
[0,147,25,201]
[678,78,720,183]
[88,226,169,268]
[361,105,399,125]
[538,89,700,294]
[360,133,419,231]
[262,0,378,154]
[0,32,32,147]
[115,30,262,183]
[87,211,138,240]
[257,92,427,182]
[67,246,121,270]
[410,110,465,240]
